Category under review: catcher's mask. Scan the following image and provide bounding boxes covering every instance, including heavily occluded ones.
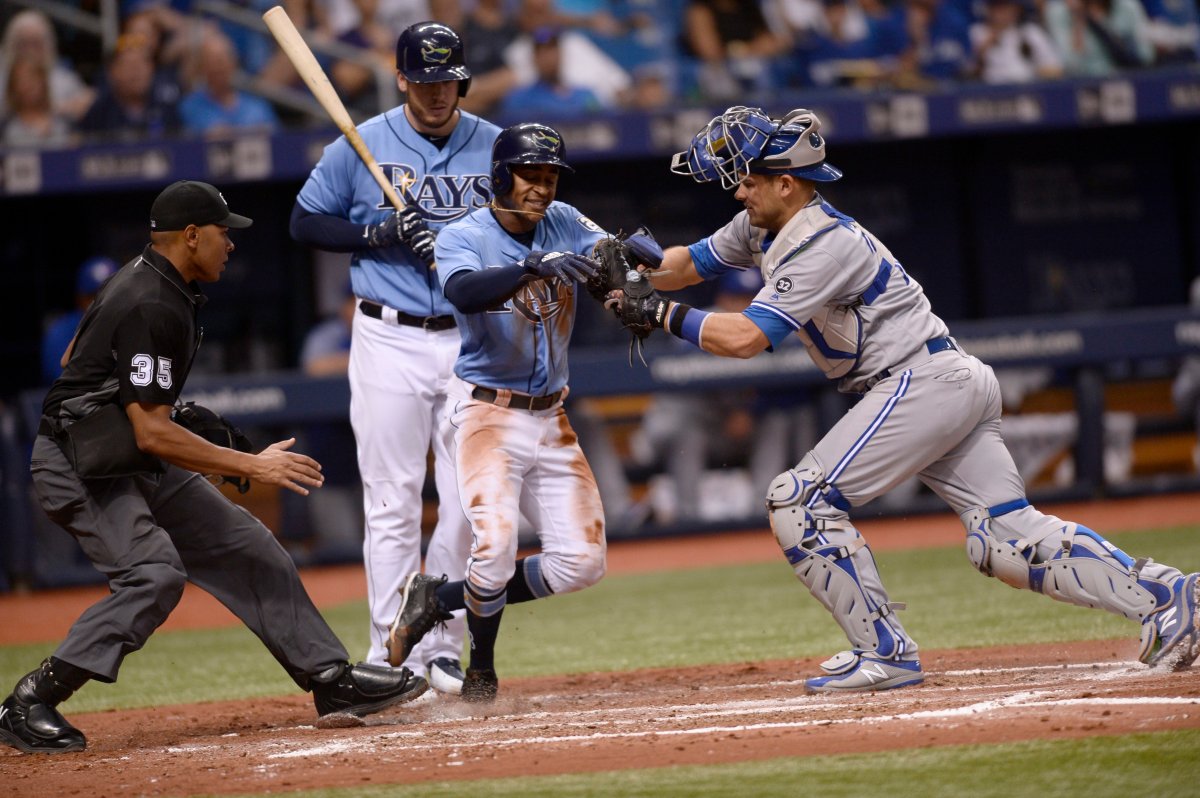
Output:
[491,122,574,197]
[395,21,472,96]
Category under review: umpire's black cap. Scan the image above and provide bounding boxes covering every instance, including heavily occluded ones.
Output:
[150,180,253,231]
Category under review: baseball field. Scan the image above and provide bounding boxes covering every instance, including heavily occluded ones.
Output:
[1,493,1198,797]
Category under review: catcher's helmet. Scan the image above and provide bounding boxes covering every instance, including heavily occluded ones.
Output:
[395,21,471,96]
[491,122,574,196]
[748,109,842,183]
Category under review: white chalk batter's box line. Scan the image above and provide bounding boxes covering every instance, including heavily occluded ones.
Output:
[140,661,1195,763]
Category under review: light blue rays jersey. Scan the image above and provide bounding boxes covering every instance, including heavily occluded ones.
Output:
[297,107,501,316]
[435,203,607,396]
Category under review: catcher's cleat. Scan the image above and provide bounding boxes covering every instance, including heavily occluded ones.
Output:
[428,657,465,695]
[1139,572,1200,670]
[461,667,499,703]
[0,669,86,754]
[804,651,925,693]
[311,662,429,728]
[387,573,453,667]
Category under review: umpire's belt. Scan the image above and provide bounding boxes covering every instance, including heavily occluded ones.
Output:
[865,336,958,390]
[359,300,456,331]
[471,386,564,411]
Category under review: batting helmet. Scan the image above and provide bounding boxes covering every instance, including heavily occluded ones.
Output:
[395,21,471,96]
[490,122,574,197]
[748,109,843,183]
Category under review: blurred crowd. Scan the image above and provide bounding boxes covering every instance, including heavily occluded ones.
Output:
[2,0,1198,147]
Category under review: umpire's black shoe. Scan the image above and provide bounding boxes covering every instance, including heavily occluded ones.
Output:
[0,671,87,754]
[460,667,499,704]
[386,573,453,667]
[312,662,429,729]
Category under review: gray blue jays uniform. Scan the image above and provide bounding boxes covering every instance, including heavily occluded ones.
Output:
[694,195,1188,684]
[434,203,608,613]
[296,108,501,670]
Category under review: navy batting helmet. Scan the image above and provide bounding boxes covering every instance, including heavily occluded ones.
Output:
[491,123,574,197]
[395,21,471,96]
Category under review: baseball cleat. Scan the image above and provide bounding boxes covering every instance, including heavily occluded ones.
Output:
[804,650,925,693]
[1139,572,1200,670]
[428,657,465,695]
[386,573,453,667]
[0,671,87,754]
[461,667,499,703]
[312,662,429,728]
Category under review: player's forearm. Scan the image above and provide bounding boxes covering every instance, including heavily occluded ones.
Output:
[659,303,769,358]
[289,202,374,253]
[443,265,531,314]
[650,246,703,292]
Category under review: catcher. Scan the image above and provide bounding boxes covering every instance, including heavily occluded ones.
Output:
[384,122,661,702]
[607,106,1200,691]
[1,181,428,755]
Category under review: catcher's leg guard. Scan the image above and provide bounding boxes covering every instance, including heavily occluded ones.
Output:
[962,500,1176,622]
[767,456,917,661]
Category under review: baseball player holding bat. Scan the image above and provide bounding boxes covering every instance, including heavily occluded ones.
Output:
[384,122,660,701]
[615,106,1199,692]
[290,21,501,694]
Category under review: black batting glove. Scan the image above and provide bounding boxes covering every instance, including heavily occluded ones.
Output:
[365,211,402,248]
[522,251,600,283]
[408,228,436,266]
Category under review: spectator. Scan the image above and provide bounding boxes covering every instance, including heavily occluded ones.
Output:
[895,0,974,86]
[329,0,398,115]
[179,30,279,136]
[78,33,181,141]
[258,0,336,93]
[120,7,192,106]
[0,9,94,122]
[801,0,908,88]
[1044,0,1154,75]
[969,0,1064,82]
[500,27,603,115]
[506,0,634,107]
[1140,0,1200,64]
[41,257,119,385]
[1,56,75,149]
[680,0,789,100]
[458,0,521,116]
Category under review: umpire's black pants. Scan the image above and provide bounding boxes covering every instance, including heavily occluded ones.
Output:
[29,434,348,689]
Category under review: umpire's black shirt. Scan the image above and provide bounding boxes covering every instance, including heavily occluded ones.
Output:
[44,244,206,420]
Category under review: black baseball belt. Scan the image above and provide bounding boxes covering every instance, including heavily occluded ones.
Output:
[358,300,456,331]
[471,386,564,412]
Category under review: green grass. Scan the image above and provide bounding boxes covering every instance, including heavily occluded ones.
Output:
[205,729,1200,798]
[2,526,1196,714]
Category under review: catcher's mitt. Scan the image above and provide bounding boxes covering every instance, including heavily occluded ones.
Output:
[585,226,662,303]
[172,402,255,493]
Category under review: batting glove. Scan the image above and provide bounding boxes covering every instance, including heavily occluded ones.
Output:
[365,211,402,248]
[408,228,437,266]
[522,251,600,283]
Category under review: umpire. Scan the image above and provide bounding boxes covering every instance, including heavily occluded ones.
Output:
[0,181,427,755]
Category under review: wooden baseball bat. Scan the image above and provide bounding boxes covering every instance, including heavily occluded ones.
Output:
[262,5,406,214]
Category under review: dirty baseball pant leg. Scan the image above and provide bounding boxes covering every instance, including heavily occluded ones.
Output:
[30,436,187,683]
[150,465,349,690]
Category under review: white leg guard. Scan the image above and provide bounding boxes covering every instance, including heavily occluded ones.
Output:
[962,501,1178,623]
[767,456,918,661]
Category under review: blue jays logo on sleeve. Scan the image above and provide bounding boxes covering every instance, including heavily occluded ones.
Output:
[512,280,569,324]
[379,163,491,223]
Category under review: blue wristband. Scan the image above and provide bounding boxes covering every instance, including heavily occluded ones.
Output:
[666,302,709,347]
